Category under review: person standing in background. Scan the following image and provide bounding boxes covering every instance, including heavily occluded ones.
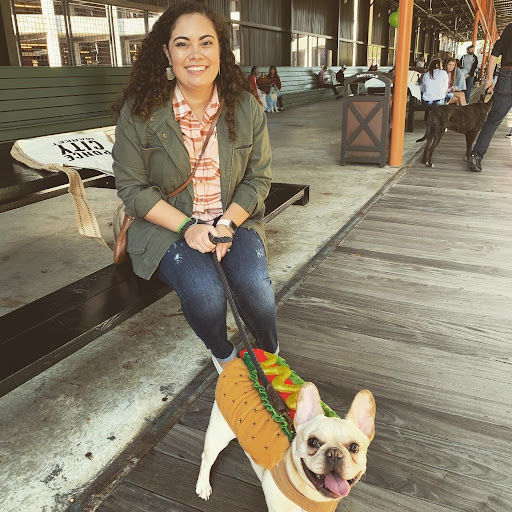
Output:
[468,23,512,172]
[460,45,478,104]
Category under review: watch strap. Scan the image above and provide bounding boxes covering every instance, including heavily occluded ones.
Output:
[217,218,238,234]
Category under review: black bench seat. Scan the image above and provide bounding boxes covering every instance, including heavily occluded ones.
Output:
[0,182,309,398]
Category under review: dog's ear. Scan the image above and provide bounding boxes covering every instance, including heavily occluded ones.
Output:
[294,383,325,427]
[345,390,376,442]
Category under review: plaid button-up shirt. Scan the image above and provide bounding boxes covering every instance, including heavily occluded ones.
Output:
[173,85,223,223]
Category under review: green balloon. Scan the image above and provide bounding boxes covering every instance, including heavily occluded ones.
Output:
[389,11,399,28]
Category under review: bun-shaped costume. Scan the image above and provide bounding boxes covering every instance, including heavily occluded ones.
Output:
[215,349,338,470]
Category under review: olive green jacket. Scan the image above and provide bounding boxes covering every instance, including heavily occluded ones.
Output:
[113,91,272,280]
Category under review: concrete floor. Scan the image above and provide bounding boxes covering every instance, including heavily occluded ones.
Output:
[0,98,424,512]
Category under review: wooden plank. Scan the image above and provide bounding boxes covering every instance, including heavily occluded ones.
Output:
[340,482,455,512]
[0,66,131,79]
[124,451,267,512]
[155,423,261,487]
[364,450,511,511]
[279,349,512,454]
[278,286,511,360]
[0,74,129,90]
[0,83,124,101]
[98,481,202,512]
[300,263,512,319]
[0,101,113,123]
[0,116,113,144]
[0,92,119,113]
[355,218,512,247]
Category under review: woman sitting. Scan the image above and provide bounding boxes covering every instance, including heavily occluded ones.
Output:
[248,66,265,108]
[421,58,453,106]
[112,2,278,373]
[263,65,284,111]
[444,57,467,106]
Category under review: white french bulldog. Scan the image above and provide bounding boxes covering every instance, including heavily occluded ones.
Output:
[196,377,376,511]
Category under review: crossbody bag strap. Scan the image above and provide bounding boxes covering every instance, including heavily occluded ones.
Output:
[168,98,225,199]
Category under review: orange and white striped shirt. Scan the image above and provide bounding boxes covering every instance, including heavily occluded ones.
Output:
[173,85,223,223]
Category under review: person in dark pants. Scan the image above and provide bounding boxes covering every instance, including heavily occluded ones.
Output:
[468,23,512,172]
[317,65,342,99]
[460,45,478,104]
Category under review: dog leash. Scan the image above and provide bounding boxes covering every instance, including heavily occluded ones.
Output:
[209,234,295,436]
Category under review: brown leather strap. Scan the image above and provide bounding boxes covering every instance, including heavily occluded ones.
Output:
[113,214,135,265]
[167,98,225,198]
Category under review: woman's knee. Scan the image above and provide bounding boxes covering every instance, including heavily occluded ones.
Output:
[181,280,226,318]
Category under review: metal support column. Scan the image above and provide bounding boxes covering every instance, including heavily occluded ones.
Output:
[472,10,480,48]
[389,0,414,167]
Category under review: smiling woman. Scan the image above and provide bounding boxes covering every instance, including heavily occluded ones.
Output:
[111,1,279,374]
[162,13,221,119]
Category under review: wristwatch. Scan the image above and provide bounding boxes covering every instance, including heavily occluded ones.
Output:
[216,218,238,235]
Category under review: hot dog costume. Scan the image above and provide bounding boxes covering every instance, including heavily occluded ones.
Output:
[216,349,340,511]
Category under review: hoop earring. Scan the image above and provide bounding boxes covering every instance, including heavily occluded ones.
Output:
[166,66,175,81]
[218,67,221,77]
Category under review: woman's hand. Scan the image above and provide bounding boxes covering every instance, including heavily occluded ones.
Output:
[214,225,233,262]
[184,224,218,253]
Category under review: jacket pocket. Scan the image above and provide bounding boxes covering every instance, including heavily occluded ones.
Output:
[127,220,158,255]
[232,144,253,179]
[235,143,253,150]
[140,145,163,169]
[140,145,180,195]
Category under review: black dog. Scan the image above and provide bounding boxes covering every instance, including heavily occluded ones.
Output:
[416,94,493,167]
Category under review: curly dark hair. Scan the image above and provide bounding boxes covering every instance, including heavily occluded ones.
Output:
[111,1,249,141]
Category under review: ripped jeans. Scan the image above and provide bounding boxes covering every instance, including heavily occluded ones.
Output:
[157,228,278,361]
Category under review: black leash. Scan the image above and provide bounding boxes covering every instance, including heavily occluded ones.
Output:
[209,234,295,434]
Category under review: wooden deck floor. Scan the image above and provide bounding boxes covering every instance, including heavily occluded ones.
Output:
[97,120,512,512]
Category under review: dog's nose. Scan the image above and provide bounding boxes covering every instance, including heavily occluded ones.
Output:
[325,447,343,466]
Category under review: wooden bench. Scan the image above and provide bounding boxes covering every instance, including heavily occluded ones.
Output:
[0,182,308,398]
[240,66,393,107]
[0,66,310,397]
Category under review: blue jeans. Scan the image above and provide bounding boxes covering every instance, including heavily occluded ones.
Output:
[157,228,278,361]
[422,93,453,106]
[465,76,474,104]
[473,69,512,158]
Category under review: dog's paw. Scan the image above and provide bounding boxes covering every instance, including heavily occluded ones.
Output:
[196,481,212,501]
[426,163,434,168]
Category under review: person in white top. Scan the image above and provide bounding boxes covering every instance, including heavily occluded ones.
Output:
[421,58,454,105]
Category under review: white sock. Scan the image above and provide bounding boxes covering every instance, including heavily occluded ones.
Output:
[211,355,224,374]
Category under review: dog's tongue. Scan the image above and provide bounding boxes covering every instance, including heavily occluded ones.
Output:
[324,473,350,497]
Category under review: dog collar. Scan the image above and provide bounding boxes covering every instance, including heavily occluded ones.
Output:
[270,454,340,512]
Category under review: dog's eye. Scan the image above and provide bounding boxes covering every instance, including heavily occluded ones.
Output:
[308,437,321,448]
[349,443,359,453]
